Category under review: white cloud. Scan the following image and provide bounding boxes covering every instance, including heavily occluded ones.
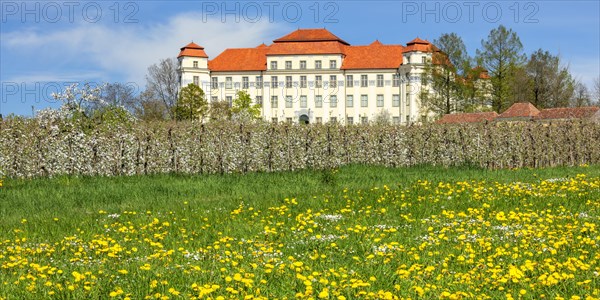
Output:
[1,13,290,85]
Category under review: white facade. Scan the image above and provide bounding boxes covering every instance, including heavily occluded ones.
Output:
[178,30,436,125]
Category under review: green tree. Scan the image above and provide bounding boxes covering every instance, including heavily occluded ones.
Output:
[461,64,493,112]
[174,83,208,121]
[134,90,169,121]
[91,105,135,127]
[209,100,232,122]
[508,64,531,105]
[420,33,469,116]
[571,81,591,107]
[525,49,574,108]
[435,33,469,75]
[476,25,525,112]
[231,90,262,121]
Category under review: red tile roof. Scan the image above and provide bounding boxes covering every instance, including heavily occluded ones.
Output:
[208,47,269,71]
[436,112,499,124]
[497,102,540,119]
[273,28,349,45]
[536,106,600,120]
[404,37,437,52]
[178,42,208,58]
[205,29,442,71]
[341,44,404,70]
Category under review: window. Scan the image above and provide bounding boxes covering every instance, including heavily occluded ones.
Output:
[346,75,354,87]
[193,61,198,68]
[329,117,337,123]
[392,94,400,107]
[315,60,322,69]
[285,96,293,108]
[226,96,233,106]
[330,75,337,88]
[347,117,353,124]
[271,61,277,70]
[361,116,368,124]
[300,96,307,108]
[422,56,427,64]
[272,117,278,123]
[346,95,354,107]
[377,75,384,87]
[256,76,263,89]
[300,76,307,88]
[406,93,411,106]
[211,96,218,102]
[242,77,249,89]
[316,117,322,124]
[225,77,233,89]
[361,95,368,107]
[393,74,400,87]
[271,96,278,108]
[406,115,410,124]
[377,94,384,107]
[315,95,323,108]
[330,95,337,108]
[361,75,368,87]
[393,116,400,125]
[286,117,293,123]
[315,75,322,88]
[285,61,292,70]
[330,60,337,69]
[300,60,307,69]
[193,76,199,86]
[256,96,263,105]
[286,76,293,88]
[271,76,278,88]
[211,77,218,89]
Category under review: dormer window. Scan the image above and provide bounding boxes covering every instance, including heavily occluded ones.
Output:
[330,60,337,69]
[193,61,198,68]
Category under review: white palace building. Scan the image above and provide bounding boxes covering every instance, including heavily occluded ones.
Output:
[178,28,441,125]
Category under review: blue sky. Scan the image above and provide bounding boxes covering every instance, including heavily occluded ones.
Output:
[1,0,599,116]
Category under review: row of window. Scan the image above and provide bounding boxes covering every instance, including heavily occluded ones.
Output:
[254,94,408,109]
[273,116,410,125]
[270,59,337,70]
[202,74,404,89]
[190,56,427,70]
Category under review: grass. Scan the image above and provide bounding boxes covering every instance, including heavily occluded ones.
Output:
[1,164,599,299]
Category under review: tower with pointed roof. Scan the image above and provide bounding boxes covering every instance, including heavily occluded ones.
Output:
[178,42,210,90]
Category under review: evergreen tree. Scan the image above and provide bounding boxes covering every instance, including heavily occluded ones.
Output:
[476,25,525,112]
[174,83,208,121]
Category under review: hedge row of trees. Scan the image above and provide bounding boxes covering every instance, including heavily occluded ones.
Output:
[2,114,599,178]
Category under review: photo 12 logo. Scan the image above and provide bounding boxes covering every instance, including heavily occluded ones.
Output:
[200,1,339,23]
[1,1,139,23]
[401,1,539,23]
[1,82,140,104]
